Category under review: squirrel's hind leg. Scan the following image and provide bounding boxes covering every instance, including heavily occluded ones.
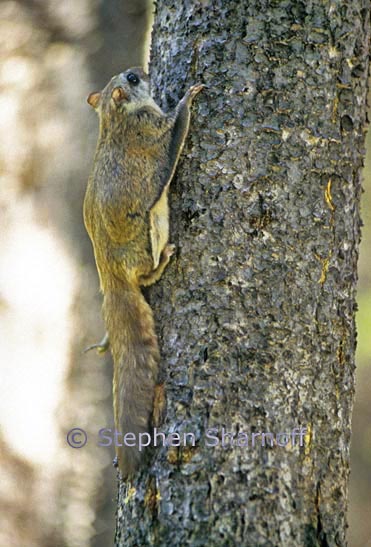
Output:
[139,244,175,287]
[84,332,110,354]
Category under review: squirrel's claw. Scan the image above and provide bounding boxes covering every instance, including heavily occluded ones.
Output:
[83,333,110,355]
[163,243,176,259]
[188,84,205,99]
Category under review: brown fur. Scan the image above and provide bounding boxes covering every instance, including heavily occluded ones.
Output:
[83,67,203,478]
[103,281,159,475]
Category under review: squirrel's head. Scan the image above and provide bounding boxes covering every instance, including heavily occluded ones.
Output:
[87,68,157,117]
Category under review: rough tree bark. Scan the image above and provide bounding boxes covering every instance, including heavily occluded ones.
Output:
[115,1,370,545]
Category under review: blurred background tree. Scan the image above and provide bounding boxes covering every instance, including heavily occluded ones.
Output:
[0,1,370,546]
[0,1,152,546]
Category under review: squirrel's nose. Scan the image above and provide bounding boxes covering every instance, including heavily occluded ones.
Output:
[111,87,129,103]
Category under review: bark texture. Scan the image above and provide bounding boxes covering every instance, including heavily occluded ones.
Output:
[115,1,370,545]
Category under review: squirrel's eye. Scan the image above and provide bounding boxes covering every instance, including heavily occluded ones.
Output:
[126,72,140,85]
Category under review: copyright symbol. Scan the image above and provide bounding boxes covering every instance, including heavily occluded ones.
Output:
[67,428,87,448]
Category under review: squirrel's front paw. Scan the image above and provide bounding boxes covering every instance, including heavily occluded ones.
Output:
[188,84,205,100]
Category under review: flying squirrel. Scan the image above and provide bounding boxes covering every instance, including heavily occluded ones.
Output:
[83,67,203,478]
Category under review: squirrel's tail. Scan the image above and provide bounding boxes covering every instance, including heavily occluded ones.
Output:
[103,281,160,478]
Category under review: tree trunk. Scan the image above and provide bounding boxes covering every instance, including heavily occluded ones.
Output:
[115,1,370,545]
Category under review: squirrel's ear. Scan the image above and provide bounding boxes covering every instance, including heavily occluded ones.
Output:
[87,91,101,109]
[111,86,129,104]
